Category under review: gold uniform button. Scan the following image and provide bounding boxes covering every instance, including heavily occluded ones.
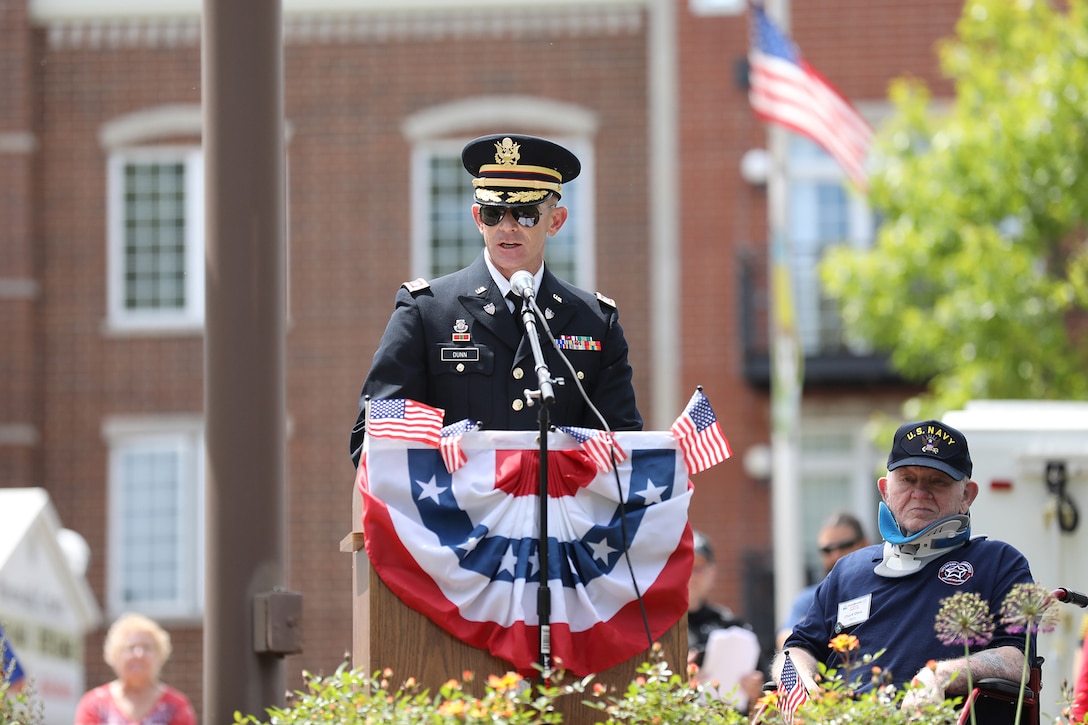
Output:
[456,363,465,373]
[512,367,524,380]
[512,399,524,412]
[577,370,585,380]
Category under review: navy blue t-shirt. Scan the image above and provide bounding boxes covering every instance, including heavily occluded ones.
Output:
[784,537,1033,692]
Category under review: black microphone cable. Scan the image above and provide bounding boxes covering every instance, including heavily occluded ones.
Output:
[528,294,657,654]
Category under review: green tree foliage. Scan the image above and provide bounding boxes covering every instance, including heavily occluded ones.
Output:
[820,0,1088,417]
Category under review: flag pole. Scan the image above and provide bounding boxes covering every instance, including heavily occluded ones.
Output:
[764,0,806,630]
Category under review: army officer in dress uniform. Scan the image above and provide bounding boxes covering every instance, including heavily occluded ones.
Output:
[350,133,642,466]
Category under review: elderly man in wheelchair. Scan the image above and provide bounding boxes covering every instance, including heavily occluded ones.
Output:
[773,420,1038,724]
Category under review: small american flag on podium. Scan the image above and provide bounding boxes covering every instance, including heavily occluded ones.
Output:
[366,398,445,446]
[669,389,732,474]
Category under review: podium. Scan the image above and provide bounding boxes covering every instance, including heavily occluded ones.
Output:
[342,426,713,724]
[342,527,686,724]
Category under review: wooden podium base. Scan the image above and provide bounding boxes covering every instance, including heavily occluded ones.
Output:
[344,533,686,725]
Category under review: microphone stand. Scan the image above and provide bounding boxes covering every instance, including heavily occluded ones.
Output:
[518,298,556,406]
[516,295,557,681]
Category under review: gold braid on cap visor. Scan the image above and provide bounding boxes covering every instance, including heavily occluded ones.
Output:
[472,163,563,204]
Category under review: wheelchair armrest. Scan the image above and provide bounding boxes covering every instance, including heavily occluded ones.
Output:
[974,677,1033,700]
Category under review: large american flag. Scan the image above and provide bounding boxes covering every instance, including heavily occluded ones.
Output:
[748,4,872,190]
[669,389,732,474]
[366,398,445,446]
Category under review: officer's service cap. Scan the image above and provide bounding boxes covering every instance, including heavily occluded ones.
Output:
[462,133,581,207]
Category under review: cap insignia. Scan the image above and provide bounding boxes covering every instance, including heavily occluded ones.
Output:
[494,137,521,165]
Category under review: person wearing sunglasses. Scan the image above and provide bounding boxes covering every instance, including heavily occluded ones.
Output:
[775,511,869,648]
[350,133,642,465]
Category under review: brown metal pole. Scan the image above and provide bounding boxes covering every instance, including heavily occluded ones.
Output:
[202,1,287,722]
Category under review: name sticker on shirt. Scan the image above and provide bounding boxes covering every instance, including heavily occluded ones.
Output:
[837,593,872,629]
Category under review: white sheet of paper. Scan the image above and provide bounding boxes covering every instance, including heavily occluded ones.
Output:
[698,626,761,710]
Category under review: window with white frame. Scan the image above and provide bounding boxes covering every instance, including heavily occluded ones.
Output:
[411,137,595,287]
[104,417,204,620]
[786,134,876,356]
[796,411,883,584]
[107,148,204,332]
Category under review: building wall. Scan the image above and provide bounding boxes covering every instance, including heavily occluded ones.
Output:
[21,4,652,717]
[6,0,967,719]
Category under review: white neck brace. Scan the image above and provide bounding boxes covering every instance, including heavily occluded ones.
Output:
[874,503,971,578]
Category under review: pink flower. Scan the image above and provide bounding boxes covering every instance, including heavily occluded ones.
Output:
[999,583,1059,634]
[934,591,995,647]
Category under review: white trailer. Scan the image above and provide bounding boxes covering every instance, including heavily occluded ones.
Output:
[944,400,1088,699]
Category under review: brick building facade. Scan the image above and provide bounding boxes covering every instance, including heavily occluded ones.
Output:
[0,0,961,720]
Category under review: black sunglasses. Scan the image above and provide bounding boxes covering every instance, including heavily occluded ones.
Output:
[819,537,861,555]
[479,204,553,228]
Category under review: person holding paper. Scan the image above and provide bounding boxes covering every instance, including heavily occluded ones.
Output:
[687,530,766,713]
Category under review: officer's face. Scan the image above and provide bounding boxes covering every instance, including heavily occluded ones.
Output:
[474,201,568,279]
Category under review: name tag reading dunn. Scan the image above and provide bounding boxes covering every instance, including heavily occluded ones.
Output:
[441,347,480,362]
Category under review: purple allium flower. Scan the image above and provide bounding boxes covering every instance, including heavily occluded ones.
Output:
[999,583,1059,635]
[934,591,995,647]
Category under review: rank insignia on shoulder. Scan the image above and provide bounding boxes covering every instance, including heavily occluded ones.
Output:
[595,292,616,309]
[402,277,430,293]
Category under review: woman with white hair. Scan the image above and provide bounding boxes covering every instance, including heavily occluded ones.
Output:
[73,613,195,725]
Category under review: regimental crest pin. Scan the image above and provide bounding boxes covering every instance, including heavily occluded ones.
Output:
[452,319,471,342]
[483,302,497,316]
[544,308,555,320]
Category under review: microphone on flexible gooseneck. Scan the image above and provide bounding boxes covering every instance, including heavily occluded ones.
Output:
[510,269,536,302]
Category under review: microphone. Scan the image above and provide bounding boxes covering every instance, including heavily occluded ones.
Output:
[510,270,536,302]
[1054,587,1088,608]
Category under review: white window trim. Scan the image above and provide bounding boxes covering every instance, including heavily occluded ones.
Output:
[106,146,205,335]
[103,415,205,622]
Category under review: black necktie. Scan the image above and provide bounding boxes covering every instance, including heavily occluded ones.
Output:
[507,292,525,335]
